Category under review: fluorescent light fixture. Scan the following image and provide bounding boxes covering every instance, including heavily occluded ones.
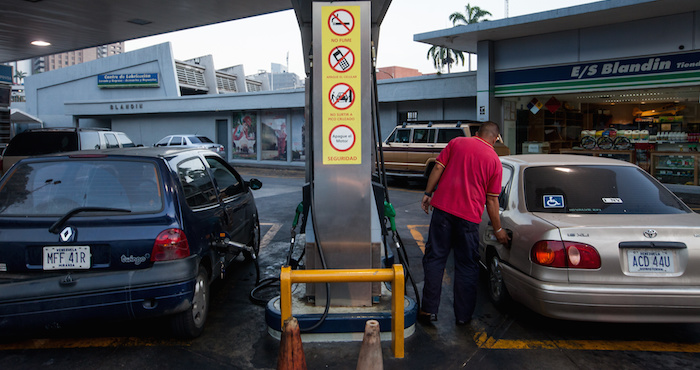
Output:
[31,40,51,46]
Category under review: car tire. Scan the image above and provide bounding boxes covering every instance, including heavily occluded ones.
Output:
[244,215,260,262]
[487,253,511,307]
[171,266,209,339]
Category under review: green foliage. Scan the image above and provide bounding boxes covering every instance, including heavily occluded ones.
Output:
[426,45,465,74]
[426,3,492,73]
[449,4,492,26]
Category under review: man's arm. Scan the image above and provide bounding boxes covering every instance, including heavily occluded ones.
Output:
[486,195,509,245]
[421,163,444,214]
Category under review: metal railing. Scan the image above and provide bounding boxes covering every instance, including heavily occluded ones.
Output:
[279,264,405,358]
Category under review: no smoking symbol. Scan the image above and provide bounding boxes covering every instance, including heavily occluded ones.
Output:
[329,83,355,110]
[328,9,354,36]
[329,46,354,73]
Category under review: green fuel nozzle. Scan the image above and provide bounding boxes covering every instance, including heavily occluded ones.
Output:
[384,201,396,232]
[292,202,304,231]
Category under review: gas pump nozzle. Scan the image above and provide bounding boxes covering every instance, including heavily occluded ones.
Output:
[212,233,254,255]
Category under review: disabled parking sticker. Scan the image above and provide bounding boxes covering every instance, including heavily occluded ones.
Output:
[543,195,564,208]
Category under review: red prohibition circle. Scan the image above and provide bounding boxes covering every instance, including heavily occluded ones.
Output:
[328,46,355,73]
[328,83,355,110]
[329,125,356,152]
[328,9,355,36]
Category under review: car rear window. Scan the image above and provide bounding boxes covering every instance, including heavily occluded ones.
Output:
[524,165,690,214]
[0,160,163,216]
[4,132,79,156]
[196,136,214,143]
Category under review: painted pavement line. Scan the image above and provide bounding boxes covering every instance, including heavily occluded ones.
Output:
[473,331,700,352]
[407,224,700,354]
[407,224,427,253]
[260,222,281,251]
[0,337,190,351]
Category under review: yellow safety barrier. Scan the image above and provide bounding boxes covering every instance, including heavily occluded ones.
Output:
[279,264,405,358]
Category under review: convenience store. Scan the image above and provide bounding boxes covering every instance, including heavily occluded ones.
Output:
[415,0,700,185]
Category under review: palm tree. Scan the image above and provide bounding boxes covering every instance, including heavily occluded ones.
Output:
[427,45,465,74]
[13,70,27,84]
[447,4,492,71]
[449,4,492,26]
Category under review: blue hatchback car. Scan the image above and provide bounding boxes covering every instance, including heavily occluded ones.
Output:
[0,147,261,338]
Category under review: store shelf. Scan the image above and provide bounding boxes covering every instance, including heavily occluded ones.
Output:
[650,152,699,186]
[559,149,635,163]
[528,110,583,153]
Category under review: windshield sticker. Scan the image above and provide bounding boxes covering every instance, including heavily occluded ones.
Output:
[602,197,623,204]
[543,195,564,208]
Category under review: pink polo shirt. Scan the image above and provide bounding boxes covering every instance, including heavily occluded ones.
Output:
[430,136,502,224]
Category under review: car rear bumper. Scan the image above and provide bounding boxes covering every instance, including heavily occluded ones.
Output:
[502,263,700,323]
[0,256,198,329]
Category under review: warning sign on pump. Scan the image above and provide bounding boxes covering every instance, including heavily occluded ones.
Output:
[329,83,354,110]
[329,125,355,152]
[328,9,354,36]
[318,4,364,165]
[330,46,354,72]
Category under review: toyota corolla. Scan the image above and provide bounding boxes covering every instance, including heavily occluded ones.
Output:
[480,154,700,322]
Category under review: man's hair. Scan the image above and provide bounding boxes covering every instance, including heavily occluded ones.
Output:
[477,121,500,139]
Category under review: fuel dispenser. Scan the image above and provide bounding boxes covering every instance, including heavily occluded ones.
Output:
[263,0,418,346]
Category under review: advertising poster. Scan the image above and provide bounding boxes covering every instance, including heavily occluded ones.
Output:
[232,112,257,159]
[261,111,288,160]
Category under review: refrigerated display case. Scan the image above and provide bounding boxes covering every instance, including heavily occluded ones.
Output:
[650,152,698,186]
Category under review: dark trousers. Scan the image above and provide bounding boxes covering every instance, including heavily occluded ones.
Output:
[421,208,480,322]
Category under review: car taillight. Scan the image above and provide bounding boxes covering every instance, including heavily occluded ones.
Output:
[531,240,600,269]
[151,228,190,261]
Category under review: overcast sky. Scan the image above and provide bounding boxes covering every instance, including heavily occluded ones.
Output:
[125,0,600,77]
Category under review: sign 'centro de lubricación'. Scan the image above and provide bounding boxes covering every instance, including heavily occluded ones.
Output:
[98,73,159,88]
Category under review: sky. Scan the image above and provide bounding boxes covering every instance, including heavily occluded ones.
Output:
[125,0,601,77]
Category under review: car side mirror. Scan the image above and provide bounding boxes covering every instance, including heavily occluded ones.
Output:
[247,178,263,190]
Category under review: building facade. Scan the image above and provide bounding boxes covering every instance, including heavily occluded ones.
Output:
[34,42,124,73]
[416,0,700,185]
[22,42,477,167]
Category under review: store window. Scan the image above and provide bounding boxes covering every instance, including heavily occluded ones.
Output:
[291,110,305,162]
[232,112,257,160]
[510,86,700,184]
[261,111,288,161]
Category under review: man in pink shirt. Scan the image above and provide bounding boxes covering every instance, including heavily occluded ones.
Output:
[419,121,509,325]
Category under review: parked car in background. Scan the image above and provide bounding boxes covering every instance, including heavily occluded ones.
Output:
[0,147,262,338]
[155,135,225,155]
[480,154,700,323]
[380,122,510,178]
[1,127,137,175]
